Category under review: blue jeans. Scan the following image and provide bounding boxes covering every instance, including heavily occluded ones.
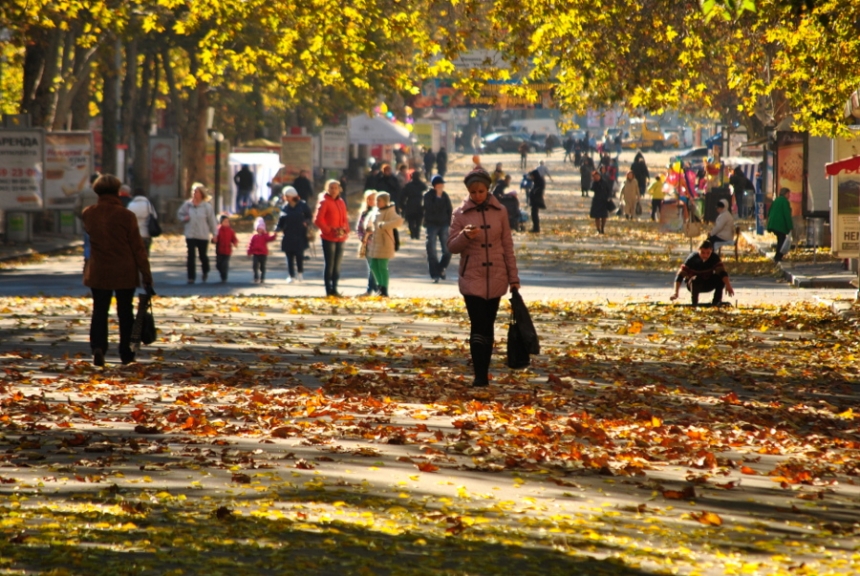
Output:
[425,225,451,279]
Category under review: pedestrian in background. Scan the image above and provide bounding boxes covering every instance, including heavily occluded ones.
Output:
[214,215,239,282]
[126,187,156,255]
[423,175,453,283]
[590,170,612,234]
[81,174,153,367]
[293,169,314,203]
[275,186,312,283]
[401,171,426,240]
[621,171,640,220]
[767,187,794,262]
[436,147,448,176]
[518,140,529,170]
[579,155,593,197]
[247,217,277,284]
[448,167,520,387]
[177,183,218,284]
[314,179,349,297]
[527,169,546,233]
[631,152,650,197]
[423,147,436,177]
[366,192,403,298]
[234,164,255,213]
[356,190,379,296]
[647,175,664,221]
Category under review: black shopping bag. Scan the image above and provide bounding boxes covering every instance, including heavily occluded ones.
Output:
[506,289,540,369]
[130,292,157,353]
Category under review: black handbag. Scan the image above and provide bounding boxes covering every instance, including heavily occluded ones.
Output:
[506,290,540,369]
[393,228,400,251]
[147,200,162,238]
[131,293,157,352]
[606,199,616,213]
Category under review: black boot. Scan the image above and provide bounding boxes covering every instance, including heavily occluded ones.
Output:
[469,334,491,387]
[379,286,389,298]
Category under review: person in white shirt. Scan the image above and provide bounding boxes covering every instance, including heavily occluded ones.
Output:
[126,188,157,255]
[535,160,554,183]
[708,199,734,245]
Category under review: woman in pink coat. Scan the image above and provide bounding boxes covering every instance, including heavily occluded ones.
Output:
[448,167,521,387]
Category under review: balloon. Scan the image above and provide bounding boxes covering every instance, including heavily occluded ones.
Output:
[406,124,413,132]
[386,111,394,119]
[404,106,413,115]
[406,118,414,124]
[672,161,681,172]
[379,103,388,114]
[472,155,480,165]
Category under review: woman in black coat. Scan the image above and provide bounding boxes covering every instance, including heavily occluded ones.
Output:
[589,170,612,234]
[527,169,546,234]
[275,187,312,282]
[580,156,593,197]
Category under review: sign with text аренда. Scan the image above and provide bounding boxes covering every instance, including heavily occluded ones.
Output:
[0,129,44,210]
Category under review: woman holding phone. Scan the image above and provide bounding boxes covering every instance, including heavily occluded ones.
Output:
[448,167,521,387]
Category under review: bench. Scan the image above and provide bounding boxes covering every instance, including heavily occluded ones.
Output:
[712,225,740,262]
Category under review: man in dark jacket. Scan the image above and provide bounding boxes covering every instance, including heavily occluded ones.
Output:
[364,164,381,191]
[292,170,314,203]
[234,165,255,212]
[376,164,402,207]
[423,175,453,282]
[436,147,448,176]
[401,171,426,239]
[527,169,546,234]
[423,148,436,177]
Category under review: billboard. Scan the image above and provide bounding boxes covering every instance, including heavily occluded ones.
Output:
[149,135,180,200]
[320,128,348,169]
[43,132,93,207]
[280,135,313,184]
[775,131,805,218]
[831,136,860,257]
[0,129,44,210]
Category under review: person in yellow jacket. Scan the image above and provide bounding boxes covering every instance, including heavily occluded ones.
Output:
[647,175,665,221]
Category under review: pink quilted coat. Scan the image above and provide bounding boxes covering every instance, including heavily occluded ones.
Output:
[447,195,519,299]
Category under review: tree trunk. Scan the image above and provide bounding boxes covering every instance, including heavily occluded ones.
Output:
[99,41,120,176]
[180,53,209,196]
[131,51,155,192]
[160,45,184,135]
[20,27,62,127]
[53,38,101,131]
[119,37,138,146]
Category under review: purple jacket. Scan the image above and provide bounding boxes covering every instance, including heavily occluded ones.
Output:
[448,195,520,299]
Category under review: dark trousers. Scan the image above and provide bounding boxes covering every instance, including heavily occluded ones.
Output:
[773,232,787,262]
[426,225,451,279]
[686,276,725,305]
[90,288,136,363]
[252,254,267,281]
[406,215,422,239]
[531,206,541,233]
[216,253,231,281]
[285,251,304,277]
[464,295,501,381]
[186,238,210,281]
[321,239,345,295]
[651,199,662,220]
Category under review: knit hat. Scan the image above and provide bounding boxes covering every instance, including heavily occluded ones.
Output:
[253,217,266,232]
[463,167,492,188]
[282,186,298,197]
[431,175,445,186]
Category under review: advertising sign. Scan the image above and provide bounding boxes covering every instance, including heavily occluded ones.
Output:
[44,132,93,207]
[149,136,180,200]
[0,129,43,210]
[776,131,805,218]
[831,136,860,257]
[280,135,313,183]
[320,128,349,169]
[413,122,435,151]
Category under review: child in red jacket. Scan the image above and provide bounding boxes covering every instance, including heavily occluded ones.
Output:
[214,215,239,282]
[247,217,277,283]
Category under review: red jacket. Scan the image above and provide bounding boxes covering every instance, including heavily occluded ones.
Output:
[448,195,519,300]
[247,232,276,256]
[314,193,349,242]
[215,225,238,256]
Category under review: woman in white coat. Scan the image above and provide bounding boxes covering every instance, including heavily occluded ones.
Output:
[366,192,403,297]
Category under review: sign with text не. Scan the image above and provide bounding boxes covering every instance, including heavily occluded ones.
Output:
[831,135,860,257]
[320,128,348,170]
[0,129,44,210]
[280,135,313,184]
[44,132,93,207]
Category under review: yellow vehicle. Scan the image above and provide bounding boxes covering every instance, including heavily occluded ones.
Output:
[621,119,665,152]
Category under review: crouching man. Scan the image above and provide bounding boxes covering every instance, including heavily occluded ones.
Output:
[670,240,735,306]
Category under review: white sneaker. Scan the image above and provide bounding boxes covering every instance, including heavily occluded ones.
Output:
[296,273,303,283]
[286,276,294,284]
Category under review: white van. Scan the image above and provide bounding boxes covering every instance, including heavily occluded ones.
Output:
[508,119,560,138]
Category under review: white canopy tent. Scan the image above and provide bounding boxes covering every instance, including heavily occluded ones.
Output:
[348,115,414,146]
[227,152,282,212]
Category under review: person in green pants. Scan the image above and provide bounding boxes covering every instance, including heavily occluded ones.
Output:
[767,187,794,262]
[366,192,404,297]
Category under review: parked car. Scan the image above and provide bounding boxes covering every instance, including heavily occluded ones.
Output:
[664,131,681,149]
[482,132,545,153]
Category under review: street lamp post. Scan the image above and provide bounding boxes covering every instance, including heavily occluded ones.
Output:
[208,130,224,213]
